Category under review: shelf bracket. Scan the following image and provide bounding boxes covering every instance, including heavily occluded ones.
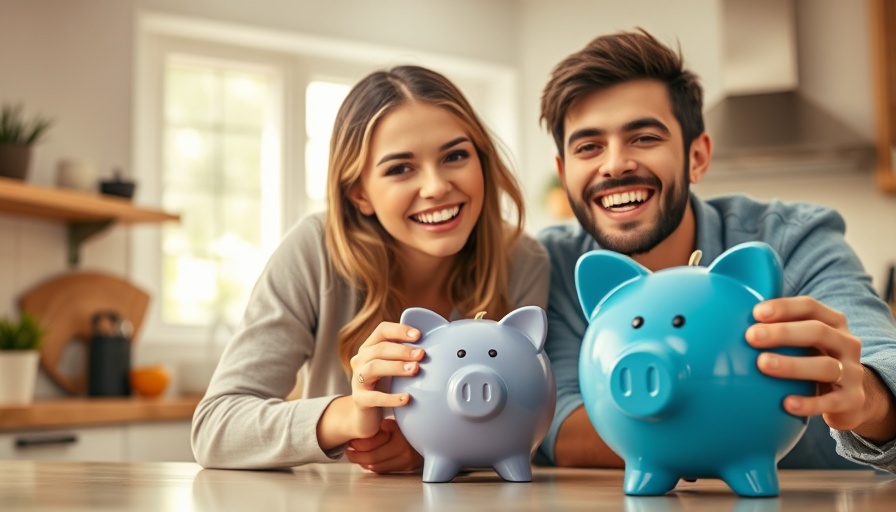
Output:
[68,220,114,267]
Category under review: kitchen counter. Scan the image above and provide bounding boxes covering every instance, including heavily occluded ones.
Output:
[0,395,201,431]
[0,460,894,511]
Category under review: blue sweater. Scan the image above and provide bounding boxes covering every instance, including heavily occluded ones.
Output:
[536,193,896,471]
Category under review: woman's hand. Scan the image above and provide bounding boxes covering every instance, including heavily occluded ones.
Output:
[746,297,896,442]
[346,419,423,474]
[348,322,424,439]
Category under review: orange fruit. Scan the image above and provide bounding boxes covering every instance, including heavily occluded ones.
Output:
[130,365,171,398]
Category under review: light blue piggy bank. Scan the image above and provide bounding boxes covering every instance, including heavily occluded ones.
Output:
[576,242,813,497]
[390,306,555,483]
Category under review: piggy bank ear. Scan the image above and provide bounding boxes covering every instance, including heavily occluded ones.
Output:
[707,242,783,300]
[575,250,649,321]
[400,307,449,335]
[498,306,547,353]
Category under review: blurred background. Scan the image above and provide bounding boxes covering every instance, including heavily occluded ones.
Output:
[0,0,894,405]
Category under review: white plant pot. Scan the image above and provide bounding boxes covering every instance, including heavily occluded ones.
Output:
[0,350,40,405]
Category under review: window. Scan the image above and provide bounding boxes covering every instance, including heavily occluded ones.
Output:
[304,81,351,213]
[160,56,282,327]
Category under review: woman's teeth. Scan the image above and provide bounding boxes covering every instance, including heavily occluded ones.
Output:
[412,205,461,224]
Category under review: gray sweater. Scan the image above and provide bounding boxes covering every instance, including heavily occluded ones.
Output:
[192,212,550,468]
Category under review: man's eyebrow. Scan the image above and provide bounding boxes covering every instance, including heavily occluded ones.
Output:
[566,127,605,150]
[565,117,671,150]
[623,117,671,135]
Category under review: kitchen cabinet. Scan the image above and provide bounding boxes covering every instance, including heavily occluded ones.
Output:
[870,0,896,193]
[0,176,179,265]
[0,421,193,462]
[0,396,199,462]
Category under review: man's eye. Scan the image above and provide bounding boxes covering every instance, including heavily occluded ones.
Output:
[574,142,599,154]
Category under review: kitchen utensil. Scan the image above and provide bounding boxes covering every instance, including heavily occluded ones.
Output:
[87,310,132,397]
[19,272,149,395]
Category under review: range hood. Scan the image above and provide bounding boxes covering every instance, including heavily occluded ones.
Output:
[704,0,875,173]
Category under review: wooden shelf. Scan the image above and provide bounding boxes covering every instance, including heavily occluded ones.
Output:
[0,176,178,223]
[0,176,179,265]
[0,395,201,431]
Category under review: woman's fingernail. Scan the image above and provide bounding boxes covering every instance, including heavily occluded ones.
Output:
[787,396,802,411]
[410,349,422,358]
[408,329,420,338]
[753,326,769,341]
[763,353,779,369]
[404,362,416,372]
[755,304,774,319]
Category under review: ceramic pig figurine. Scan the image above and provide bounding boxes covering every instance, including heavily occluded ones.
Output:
[576,242,814,497]
[390,306,555,483]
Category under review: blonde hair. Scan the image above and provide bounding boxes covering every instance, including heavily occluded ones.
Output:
[325,66,526,375]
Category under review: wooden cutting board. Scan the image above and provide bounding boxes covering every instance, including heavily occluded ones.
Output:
[19,272,150,395]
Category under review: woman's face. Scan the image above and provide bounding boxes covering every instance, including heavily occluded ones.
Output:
[350,101,485,263]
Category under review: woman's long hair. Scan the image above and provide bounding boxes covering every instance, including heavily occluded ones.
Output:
[325,65,526,375]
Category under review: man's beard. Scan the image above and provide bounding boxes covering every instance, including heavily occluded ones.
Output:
[569,157,690,256]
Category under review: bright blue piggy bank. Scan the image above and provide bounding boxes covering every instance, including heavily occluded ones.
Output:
[391,306,555,483]
[576,242,813,497]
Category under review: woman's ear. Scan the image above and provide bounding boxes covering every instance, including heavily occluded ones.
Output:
[688,132,712,184]
[347,183,375,216]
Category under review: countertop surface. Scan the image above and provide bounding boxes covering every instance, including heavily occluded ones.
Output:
[1,460,894,511]
[0,396,201,431]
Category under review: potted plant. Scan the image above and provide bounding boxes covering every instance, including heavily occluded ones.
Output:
[543,174,574,219]
[0,310,46,405]
[0,102,54,181]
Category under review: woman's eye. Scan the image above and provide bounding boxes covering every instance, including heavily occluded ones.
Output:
[385,164,412,176]
[444,149,469,163]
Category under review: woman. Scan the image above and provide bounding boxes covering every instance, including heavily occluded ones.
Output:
[191,65,549,473]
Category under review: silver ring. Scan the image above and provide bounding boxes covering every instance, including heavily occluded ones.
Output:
[357,373,365,384]
[833,360,843,386]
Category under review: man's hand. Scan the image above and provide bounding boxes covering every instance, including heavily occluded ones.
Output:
[746,296,896,443]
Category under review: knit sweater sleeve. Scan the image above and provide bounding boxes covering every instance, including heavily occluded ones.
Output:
[191,214,345,469]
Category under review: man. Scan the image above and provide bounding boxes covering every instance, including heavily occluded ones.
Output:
[536,28,896,471]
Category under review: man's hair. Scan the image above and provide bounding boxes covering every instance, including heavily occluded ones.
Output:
[540,28,704,158]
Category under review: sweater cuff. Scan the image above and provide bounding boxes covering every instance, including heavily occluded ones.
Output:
[832,429,896,471]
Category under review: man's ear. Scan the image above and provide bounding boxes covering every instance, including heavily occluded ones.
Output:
[347,183,374,216]
[688,132,712,184]
[555,155,565,181]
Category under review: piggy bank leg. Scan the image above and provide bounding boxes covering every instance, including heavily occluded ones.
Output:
[623,464,679,496]
[719,456,779,497]
[422,456,462,483]
[493,454,532,482]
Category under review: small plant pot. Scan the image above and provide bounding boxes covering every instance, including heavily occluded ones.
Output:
[0,350,40,405]
[0,143,33,181]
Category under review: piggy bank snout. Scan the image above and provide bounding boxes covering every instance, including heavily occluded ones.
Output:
[447,365,507,421]
[609,344,685,419]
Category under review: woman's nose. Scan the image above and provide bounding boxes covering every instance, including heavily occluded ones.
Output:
[419,168,452,198]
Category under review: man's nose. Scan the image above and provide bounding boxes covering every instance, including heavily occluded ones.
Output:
[599,143,636,178]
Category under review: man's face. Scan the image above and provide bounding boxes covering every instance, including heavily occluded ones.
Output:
[559,79,692,256]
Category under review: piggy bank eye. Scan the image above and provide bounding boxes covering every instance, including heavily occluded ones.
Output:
[488,349,497,358]
[457,349,466,358]
[672,315,685,328]
[632,316,644,329]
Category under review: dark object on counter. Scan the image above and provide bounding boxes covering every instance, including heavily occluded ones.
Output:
[98,169,136,200]
[87,310,132,397]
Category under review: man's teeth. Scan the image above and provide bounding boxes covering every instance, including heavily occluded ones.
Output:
[413,206,461,224]
[600,190,648,209]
